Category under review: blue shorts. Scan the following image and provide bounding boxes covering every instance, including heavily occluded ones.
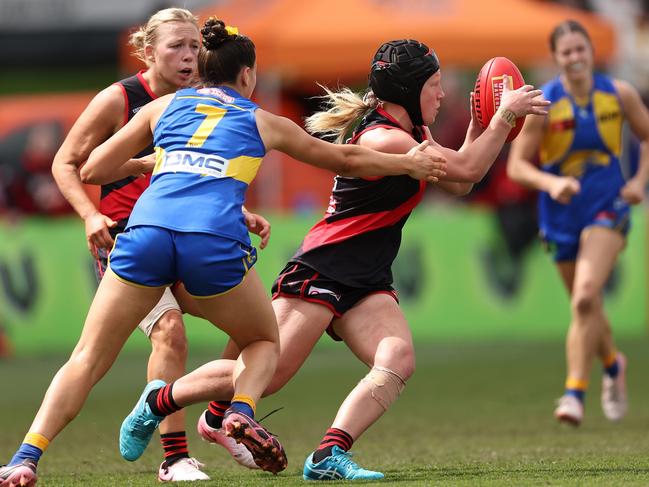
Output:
[542,204,630,262]
[109,225,257,297]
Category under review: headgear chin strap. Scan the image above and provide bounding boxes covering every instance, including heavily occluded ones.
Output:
[369,39,440,126]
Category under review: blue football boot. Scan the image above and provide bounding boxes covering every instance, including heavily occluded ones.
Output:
[303,445,384,481]
[119,379,166,461]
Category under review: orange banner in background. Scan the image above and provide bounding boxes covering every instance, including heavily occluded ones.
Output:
[120,0,615,85]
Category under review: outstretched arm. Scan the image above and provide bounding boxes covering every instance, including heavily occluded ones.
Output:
[431,82,549,186]
[254,109,446,182]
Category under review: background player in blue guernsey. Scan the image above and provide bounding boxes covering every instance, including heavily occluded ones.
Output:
[49,8,216,482]
[192,40,548,481]
[508,20,649,427]
[0,19,446,486]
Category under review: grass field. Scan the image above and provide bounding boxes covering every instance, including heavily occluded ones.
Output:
[3,339,649,486]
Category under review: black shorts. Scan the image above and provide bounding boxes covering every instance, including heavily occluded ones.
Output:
[93,246,110,283]
[271,262,398,341]
[92,221,127,283]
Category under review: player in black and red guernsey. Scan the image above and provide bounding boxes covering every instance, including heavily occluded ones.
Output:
[196,39,548,480]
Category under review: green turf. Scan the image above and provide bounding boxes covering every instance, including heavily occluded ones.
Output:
[2,339,649,485]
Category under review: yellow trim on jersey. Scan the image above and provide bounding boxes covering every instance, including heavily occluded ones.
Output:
[24,432,50,452]
[152,150,261,183]
[540,97,574,165]
[592,91,623,157]
[226,155,263,184]
[559,150,610,177]
[176,95,248,112]
[153,147,166,174]
[106,266,173,290]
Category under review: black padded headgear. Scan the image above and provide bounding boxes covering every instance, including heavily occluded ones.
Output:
[369,39,440,126]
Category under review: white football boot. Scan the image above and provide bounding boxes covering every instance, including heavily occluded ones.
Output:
[554,394,584,426]
[158,457,210,482]
[601,353,627,422]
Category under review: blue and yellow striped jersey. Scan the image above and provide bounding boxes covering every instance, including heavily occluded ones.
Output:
[538,73,627,243]
[127,86,265,245]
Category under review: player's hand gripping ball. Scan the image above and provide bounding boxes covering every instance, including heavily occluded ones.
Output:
[473,57,525,142]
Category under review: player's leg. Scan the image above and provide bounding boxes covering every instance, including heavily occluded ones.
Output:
[139,287,208,481]
[198,263,336,467]
[121,268,286,473]
[575,227,627,421]
[555,226,625,425]
[170,280,256,471]
[304,292,409,481]
[553,259,585,424]
[197,296,334,469]
[1,271,163,485]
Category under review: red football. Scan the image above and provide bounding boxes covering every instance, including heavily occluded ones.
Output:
[473,57,525,142]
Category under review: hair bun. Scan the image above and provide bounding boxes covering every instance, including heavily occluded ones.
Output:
[202,17,233,50]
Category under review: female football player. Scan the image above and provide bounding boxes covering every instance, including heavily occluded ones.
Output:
[50,7,212,482]
[196,38,548,480]
[508,19,649,426]
[0,19,446,487]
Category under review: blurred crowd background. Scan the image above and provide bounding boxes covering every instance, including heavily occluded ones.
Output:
[0,0,647,357]
[2,0,648,218]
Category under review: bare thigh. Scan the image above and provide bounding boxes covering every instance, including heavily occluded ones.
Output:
[72,270,165,376]
[191,269,278,348]
[264,297,335,395]
[333,293,414,378]
[572,226,624,297]
[172,282,203,317]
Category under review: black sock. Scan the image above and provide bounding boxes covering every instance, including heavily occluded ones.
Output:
[205,401,230,429]
[146,383,181,417]
[312,428,353,463]
[160,431,189,466]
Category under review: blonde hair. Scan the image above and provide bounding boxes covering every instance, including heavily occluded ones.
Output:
[305,84,380,143]
[128,7,199,64]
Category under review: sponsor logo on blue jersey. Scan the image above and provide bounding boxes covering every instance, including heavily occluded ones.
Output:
[156,150,229,178]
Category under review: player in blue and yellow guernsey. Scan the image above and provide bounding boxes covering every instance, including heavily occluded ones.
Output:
[508,20,649,427]
[0,18,446,485]
[47,8,215,484]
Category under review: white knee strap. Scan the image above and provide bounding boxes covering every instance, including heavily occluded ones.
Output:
[359,366,406,411]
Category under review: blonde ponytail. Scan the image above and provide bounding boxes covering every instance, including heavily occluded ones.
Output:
[305,85,379,143]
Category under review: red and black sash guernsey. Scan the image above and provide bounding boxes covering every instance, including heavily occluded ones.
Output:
[290,107,427,287]
[99,70,155,237]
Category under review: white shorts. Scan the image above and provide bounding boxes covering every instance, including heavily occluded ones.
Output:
[137,287,181,337]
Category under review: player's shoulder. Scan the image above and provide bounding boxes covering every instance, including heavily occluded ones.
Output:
[150,92,176,110]
[358,126,414,153]
[88,83,127,115]
[70,83,125,132]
